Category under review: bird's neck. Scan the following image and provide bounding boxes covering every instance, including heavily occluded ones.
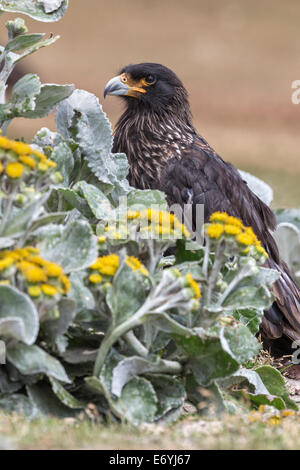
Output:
[113,106,197,189]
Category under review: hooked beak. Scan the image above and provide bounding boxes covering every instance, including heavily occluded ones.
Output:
[104,75,128,98]
[104,74,147,99]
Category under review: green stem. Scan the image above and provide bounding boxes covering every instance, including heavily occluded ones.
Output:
[203,237,210,278]
[217,265,251,306]
[156,358,182,374]
[124,331,148,358]
[93,302,150,377]
[206,241,225,305]
[0,183,17,235]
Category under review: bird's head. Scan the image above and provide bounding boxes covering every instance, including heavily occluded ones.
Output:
[104,63,189,113]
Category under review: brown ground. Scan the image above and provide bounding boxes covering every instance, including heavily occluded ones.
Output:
[1,0,299,207]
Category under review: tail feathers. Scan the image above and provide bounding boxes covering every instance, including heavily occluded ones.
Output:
[261,258,300,342]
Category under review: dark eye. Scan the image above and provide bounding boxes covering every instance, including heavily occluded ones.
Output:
[145,74,156,85]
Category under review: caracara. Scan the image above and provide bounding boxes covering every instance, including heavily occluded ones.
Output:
[104,62,300,355]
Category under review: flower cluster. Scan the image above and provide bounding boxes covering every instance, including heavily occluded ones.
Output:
[0,136,58,180]
[88,253,149,284]
[126,209,190,239]
[205,212,268,260]
[248,404,296,426]
[0,246,70,298]
[153,268,202,313]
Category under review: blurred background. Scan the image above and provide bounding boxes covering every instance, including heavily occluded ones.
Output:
[1,0,300,207]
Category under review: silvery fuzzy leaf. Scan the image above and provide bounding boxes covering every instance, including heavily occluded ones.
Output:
[0,0,68,22]
[0,286,39,345]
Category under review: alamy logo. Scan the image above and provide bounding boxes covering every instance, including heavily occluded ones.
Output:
[96,197,205,249]
[0,340,6,364]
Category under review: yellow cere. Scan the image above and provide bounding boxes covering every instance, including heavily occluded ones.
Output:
[0,246,70,297]
[0,136,56,179]
[206,212,268,259]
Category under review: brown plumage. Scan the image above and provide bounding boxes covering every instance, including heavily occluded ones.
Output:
[104,62,300,354]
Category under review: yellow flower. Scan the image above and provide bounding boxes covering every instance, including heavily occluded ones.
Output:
[11,141,32,155]
[255,243,268,258]
[112,232,122,239]
[236,233,254,246]
[28,286,41,297]
[139,208,154,221]
[89,273,103,284]
[89,259,102,270]
[98,236,106,243]
[126,210,140,219]
[0,161,3,173]
[44,159,56,168]
[18,155,36,169]
[60,274,71,293]
[126,256,149,276]
[209,212,229,223]
[224,224,242,236]
[26,247,40,254]
[0,257,14,271]
[44,262,63,277]
[281,410,296,417]
[0,280,10,286]
[38,162,48,172]
[268,416,281,426]
[158,212,175,226]
[155,225,174,236]
[41,284,58,296]
[32,149,47,161]
[226,216,243,227]
[206,223,224,239]
[185,273,201,299]
[248,411,261,423]
[180,223,190,238]
[244,227,259,244]
[21,265,47,283]
[26,255,47,266]
[0,136,14,150]
[6,162,24,178]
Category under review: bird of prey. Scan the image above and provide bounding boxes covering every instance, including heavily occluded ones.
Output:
[104,62,300,354]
